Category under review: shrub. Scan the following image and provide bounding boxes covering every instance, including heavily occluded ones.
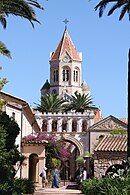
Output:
[0,179,35,195]
[80,176,130,195]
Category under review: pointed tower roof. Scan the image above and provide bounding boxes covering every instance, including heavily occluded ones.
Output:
[81,80,90,91]
[51,28,81,61]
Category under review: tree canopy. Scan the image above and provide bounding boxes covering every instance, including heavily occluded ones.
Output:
[36,93,67,113]
[65,91,98,113]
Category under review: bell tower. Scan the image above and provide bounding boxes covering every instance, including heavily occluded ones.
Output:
[41,22,90,98]
[49,25,83,97]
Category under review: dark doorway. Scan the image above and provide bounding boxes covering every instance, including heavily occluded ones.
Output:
[29,153,38,182]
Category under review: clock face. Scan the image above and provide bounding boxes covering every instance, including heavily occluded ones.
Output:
[63,55,69,63]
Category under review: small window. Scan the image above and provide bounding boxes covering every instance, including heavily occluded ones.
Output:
[56,70,58,81]
[73,71,75,81]
[12,112,15,119]
[52,89,57,94]
[54,70,59,82]
[76,71,78,82]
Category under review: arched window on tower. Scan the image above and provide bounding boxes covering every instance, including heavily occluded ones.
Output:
[52,89,57,94]
[66,70,69,81]
[54,70,59,82]
[73,71,75,82]
[62,69,69,81]
[73,69,78,82]
[56,70,58,81]
[76,71,78,82]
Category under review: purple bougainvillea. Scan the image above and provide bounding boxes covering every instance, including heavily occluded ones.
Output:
[22,132,70,162]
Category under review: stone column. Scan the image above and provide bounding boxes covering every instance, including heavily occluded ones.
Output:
[47,118,52,132]
[77,118,83,132]
[57,118,63,132]
[36,118,43,130]
[67,118,72,132]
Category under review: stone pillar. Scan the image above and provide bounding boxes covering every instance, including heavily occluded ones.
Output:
[77,118,83,132]
[36,118,43,130]
[47,118,52,132]
[38,157,45,185]
[57,118,63,132]
[67,118,72,132]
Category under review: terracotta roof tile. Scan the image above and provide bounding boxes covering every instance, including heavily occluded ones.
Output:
[51,29,81,61]
[22,140,48,145]
[119,118,128,124]
[94,134,127,152]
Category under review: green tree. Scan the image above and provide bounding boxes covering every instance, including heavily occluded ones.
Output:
[0,0,44,29]
[36,93,67,113]
[95,0,130,20]
[65,91,98,113]
[0,111,35,194]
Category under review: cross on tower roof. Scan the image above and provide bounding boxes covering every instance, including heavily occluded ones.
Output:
[63,18,69,29]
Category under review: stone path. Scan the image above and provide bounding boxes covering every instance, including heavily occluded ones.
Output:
[34,183,84,195]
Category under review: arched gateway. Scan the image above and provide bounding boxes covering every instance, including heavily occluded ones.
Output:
[62,134,84,155]
[34,111,95,182]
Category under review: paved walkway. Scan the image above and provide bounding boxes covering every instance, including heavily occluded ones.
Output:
[34,183,84,195]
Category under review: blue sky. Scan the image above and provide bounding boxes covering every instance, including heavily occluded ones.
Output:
[0,0,129,118]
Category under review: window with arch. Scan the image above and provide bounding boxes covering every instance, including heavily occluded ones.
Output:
[52,89,57,94]
[42,120,47,131]
[52,120,57,132]
[82,120,87,131]
[12,112,15,119]
[73,70,78,82]
[54,70,59,82]
[62,120,67,131]
[62,69,69,81]
[72,120,77,132]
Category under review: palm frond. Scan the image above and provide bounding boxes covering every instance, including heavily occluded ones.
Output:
[0,14,6,28]
[0,0,44,28]
[0,41,11,58]
[119,4,129,20]
[95,0,130,20]
[35,93,67,113]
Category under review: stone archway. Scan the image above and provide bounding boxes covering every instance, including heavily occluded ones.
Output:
[59,134,84,181]
[29,153,38,182]
[63,134,84,156]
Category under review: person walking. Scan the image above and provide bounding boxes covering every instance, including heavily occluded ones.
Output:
[41,167,48,188]
[52,167,59,188]
[82,167,87,181]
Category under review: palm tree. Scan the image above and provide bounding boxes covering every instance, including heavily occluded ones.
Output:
[0,0,44,58]
[65,91,98,113]
[0,0,44,29]
[95,0,130,20]
[36,93,67,113]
